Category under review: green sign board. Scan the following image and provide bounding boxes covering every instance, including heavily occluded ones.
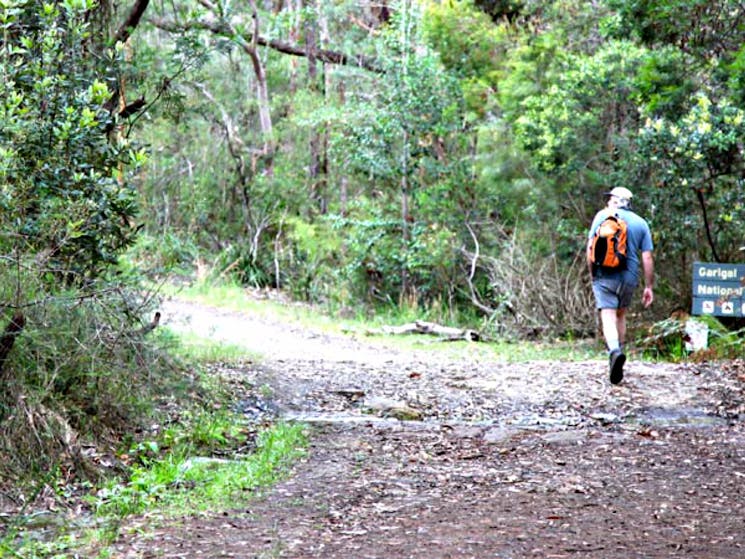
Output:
[692,261,745,317]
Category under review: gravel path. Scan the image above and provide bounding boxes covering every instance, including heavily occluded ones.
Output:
[112,296,745,559]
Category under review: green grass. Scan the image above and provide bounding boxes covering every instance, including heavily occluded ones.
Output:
[2,417,308,558]
[162,280,607,363]
[163,330,262,363]
[94,420,307,518]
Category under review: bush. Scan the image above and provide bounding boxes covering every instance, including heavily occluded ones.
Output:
[476,224,596,339]
[0,283,174,484]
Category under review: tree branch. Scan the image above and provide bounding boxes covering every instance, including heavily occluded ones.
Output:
[114,0,151,45]
[463,223,496,315]
[150,15,384,73]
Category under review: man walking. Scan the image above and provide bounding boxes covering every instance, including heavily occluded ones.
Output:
[587,187,654,384]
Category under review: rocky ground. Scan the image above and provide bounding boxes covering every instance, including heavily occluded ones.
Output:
[111,297,745,559]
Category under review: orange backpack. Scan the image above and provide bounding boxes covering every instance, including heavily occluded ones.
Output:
[591,214,628,271]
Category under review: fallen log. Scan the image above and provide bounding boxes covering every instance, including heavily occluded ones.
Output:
[372,320,480,342]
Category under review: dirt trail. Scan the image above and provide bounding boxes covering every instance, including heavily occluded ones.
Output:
[113,297,745,559]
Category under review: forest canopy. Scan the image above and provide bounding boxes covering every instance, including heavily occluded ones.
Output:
[3,0,745,339]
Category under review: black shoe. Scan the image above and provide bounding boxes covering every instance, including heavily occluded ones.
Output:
[609,349,626,385]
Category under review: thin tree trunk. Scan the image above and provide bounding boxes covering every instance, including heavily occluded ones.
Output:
[695,186,721,262]
[337,79,348,215]
[401,130,411,297]
[247,0,275,176]
[288,0,301,94]
[319,4,330,214]
[305,0,324,214]
[197,0,276,176]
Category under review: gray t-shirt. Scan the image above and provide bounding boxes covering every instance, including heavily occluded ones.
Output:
[588,207,654,286]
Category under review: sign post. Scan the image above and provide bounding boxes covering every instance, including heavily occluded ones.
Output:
[691,261,745,317]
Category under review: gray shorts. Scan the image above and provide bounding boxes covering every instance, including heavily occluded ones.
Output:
[592,277,636,309]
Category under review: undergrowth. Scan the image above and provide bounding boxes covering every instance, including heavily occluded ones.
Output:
[0,282,308,558]
[637,314,745,361]
[2,415,307,558]
[94,420,306,519]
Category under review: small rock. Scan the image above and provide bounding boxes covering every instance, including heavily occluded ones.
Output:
[362,396,423,421]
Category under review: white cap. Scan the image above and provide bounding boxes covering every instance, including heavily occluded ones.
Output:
[606,187,633,200]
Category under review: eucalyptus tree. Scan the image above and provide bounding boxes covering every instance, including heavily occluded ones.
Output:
[138,1,480,311]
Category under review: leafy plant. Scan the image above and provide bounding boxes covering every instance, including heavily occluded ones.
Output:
[0,1,144,285]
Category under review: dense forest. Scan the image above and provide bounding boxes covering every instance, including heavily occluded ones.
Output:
[1,0,745,510]
[4,0,745,336]
[125,0,745,338]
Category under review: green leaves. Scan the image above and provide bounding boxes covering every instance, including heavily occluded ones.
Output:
[0,2,142,285]
[638,93,745,261]
[506,39,645,201]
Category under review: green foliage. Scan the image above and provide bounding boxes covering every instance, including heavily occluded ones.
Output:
[0,285,173,479]
[0,1,143,284]
[0,1,169,494]
[124,231,200,277]
[726,44,745,106]
[95,420,307,517]
[639,315,745,360]
[508,40,645,183]
[638,94,745,264]
[421,0,507,116]
[632,46,696,118]
[606,0,745,59]
[278,215,343,301]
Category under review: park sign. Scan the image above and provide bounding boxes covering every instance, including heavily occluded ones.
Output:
[692,261,745,317]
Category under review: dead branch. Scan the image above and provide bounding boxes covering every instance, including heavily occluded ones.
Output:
[464,223,496,316]
[371,321,480,342]
[132,312,161,337]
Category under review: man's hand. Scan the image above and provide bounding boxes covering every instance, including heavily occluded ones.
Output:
[642,286,654,308]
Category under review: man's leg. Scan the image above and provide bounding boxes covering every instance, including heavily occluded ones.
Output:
[615,308,627,348]
[600,308,621,351]
[593,279,631,384]
[600,307,626,385]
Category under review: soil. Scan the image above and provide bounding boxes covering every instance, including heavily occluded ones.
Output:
[111,296,745,559]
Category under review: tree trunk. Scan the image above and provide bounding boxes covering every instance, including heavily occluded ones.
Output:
[695,186,721,262]
[288,0,302,94]
[400,130,411,297]
[305,0,324,214]
[0,313,25,377]
[248,0,276,177]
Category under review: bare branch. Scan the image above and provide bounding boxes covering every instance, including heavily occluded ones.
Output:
[149,14,384,73]
[463,223,496,316]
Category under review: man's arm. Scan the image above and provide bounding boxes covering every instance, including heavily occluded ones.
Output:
[586,237,595,277]
[586,211,605,278]
[641,250,654,307]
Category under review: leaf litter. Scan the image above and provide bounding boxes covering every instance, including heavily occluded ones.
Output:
[111,298,745,558]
